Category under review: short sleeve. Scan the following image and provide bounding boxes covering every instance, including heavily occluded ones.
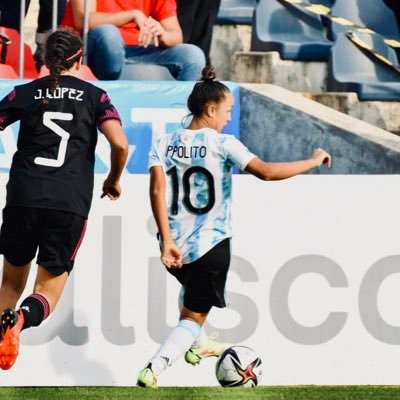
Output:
[152,0,177,21]
[96,91,122,127]
[148,138,163,170]
[222,136,257,170]
[0,88,22,131]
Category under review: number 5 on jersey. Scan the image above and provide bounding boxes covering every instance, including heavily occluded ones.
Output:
[34,111,73,167]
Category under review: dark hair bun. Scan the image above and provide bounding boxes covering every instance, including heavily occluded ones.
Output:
[201,66,216,82]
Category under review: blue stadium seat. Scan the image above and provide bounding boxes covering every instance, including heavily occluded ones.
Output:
[309,0,334,6]
[217,0,258,25]
[118,63,175,81]
[327,32,400,100]
[328,0,400,42]
[251,0,332,60]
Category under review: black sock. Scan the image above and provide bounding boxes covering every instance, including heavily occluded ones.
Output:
[19,293,50,330]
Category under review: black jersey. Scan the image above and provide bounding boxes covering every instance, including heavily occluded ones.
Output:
[0,75,122,218]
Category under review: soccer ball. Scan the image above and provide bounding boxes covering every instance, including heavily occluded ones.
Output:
[215,345,262,387]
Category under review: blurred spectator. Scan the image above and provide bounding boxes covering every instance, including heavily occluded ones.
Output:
[0,0,67,70]
[177,0,221,66]
[383,0,400,59]
[63,0,206,80]
[384,0,400,30]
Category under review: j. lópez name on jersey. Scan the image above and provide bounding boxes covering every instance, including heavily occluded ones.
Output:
[34,87,84,101]
[166,145,207,159]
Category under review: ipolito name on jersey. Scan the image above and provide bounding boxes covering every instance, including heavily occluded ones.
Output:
[34,87,84,101]
[166,145,207,158]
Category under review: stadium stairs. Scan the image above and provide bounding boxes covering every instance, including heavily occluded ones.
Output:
[210,2,400,136]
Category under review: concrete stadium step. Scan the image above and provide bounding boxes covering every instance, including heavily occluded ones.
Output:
[305,93,400,136]
[233,51,328,92]
[233,51,398,136]
[210,25,252,81]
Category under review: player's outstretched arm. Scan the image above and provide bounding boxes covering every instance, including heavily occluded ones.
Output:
[245,148,331,181]
[99,120,128,200]
[150,166,182,269]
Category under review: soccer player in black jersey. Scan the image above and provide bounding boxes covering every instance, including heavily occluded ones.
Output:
[0,28,128,370]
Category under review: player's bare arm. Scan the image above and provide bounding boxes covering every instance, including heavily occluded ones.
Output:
[150,166,182,268]
[99,120,128,200]
[245,148,331,181]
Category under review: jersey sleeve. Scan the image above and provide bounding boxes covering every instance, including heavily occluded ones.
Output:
[223,135,257,170]
[96,91,122,127]
[152,0,177,21]
[0,88,22,131]
[148,138,163,170]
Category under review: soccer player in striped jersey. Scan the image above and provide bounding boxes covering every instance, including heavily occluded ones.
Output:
[137,66,331,388]
[0,28,128,370]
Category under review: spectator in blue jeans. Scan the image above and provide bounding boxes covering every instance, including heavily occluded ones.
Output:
[62,0,206,80]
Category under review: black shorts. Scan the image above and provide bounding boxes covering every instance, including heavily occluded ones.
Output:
[0,206,87,276]
[167,238,231,313]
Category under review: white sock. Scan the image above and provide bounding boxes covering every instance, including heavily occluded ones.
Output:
[149,319,201,375]
[178,287,208,349]
[191,327,208,348]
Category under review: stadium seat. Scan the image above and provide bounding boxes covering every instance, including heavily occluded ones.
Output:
[328,0,400,42]
[251,0,332,60]
[327,31,400,100]
[216,0,258,25]
[38,64,98,80]
[0,63,19,79]
[309,0,334,6]
[0,27,38,79]
[118,63,175,80]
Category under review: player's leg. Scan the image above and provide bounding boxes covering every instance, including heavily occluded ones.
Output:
[0,266,68,370]
[0,259,31,370]
[138,239,232,387]
[0,209,86,370]
[183,238,232,364]
[0,206,37,313]
[19,209,86,328]
[184,320,232,366]
[21,266,68,328]
[137,307,207,388]
[0,259,31,313]
[178,286,207,347]
[137,265,205,387]
[151,306,208,371]
[177,286,230,364]
[0,206,37,369]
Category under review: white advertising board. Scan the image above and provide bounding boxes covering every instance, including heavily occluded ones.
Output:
[1,174,400,386]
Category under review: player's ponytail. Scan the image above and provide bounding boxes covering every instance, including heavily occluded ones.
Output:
[187,66,230,117]
[41,28,83,111]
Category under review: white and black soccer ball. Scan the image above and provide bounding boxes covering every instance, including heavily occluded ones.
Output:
[215,345,262,387]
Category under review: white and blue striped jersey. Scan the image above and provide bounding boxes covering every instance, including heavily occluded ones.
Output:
[149,127,256,264]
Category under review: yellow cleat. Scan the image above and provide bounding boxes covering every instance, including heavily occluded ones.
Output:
[185,334,231,366]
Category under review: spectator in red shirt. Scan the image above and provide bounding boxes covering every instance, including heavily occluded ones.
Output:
[64,0,206,80]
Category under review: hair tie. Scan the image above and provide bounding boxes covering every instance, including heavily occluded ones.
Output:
[66,48,83,61]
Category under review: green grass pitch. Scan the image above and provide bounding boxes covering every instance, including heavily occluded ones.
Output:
[1,386,400,400]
